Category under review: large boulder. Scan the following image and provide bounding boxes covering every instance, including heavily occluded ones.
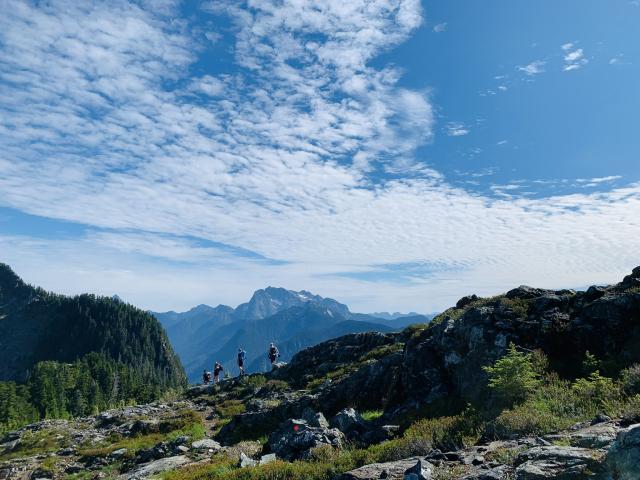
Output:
[302,408,330,429]
[330,409,367,436]
[403,459,434,479]
[191,439,221,451]
[268,418,345,460]
[460,465,512,480]
[606,423,640,480]
[124,455,191,479]
[545,421,618,449]
[515,446,606,479]
[335,457,429,480]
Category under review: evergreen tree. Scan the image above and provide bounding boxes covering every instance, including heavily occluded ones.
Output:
[484,343,542,406]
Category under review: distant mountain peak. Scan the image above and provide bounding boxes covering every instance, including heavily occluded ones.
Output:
[234,286,348,321]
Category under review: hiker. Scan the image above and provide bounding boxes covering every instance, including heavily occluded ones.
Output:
[202,369,212,385]
[268,342,280,366]
[237,348,247,376]
[213,362,224,385]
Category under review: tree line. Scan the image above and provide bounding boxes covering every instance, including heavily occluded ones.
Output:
[0,352,181,434]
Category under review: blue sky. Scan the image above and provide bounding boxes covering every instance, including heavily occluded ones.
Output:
[0,0,639,313]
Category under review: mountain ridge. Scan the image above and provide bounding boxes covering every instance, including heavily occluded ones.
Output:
[0,263,187,430]
[153,287,431,381]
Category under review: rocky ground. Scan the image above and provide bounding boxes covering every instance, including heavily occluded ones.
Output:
[2,267,640,479]
[1,394,639,479]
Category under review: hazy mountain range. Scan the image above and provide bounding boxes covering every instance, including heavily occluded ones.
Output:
[153,287,431,381]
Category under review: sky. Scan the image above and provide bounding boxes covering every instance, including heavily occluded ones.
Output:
[1,0,639,314]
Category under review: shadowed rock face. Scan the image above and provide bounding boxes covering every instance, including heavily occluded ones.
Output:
[399,270,640,409]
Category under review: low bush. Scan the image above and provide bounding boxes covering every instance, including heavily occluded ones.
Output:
[498,298,531,318]
[244,375,267,389]
[360,410,383,422]
[621,364,640,395]
[215,400,247,418]
[261,380,290,392]
[571,371,623,417]
[404,410,482,451]
[489,400,572,438]
[359,344,404,362]
[621,395,640,425]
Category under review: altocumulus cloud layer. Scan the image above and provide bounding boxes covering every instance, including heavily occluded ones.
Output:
[0,0,639,312]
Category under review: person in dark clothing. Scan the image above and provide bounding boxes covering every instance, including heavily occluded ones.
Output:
[237,348,247,376]
[268,343,280,366]
[213,362,224,385]
[202,369,212,385]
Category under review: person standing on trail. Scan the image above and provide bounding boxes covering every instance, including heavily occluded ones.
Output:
[213,362,224,385]
[268,343,280,367]
[237,348,247,376]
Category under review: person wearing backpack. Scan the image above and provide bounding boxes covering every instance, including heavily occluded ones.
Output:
[268,343,280,367]
[202,369,212,385]
[237,348,247,376]
[213,362,224,385]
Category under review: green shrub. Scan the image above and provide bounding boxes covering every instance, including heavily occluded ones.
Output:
[490,400,573,438]
[488,369,627,439]
[484,343,542,406]
[571,371,623,417]
[215,400,246,418]
[499,298,531,318]
[261,380,290,392]
[403,323,429,337]
[621,395,640,425]
[360,410,383,422]
[621,364,640,395]
[404,409,482,451]
[245,375,267,389]
[359,344,404,362]
[581,351,601,376]
[0,428,69,461]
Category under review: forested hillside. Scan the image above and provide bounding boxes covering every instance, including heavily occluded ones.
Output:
[0,264,186,433]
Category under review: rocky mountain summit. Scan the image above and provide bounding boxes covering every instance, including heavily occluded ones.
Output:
[2,267,640,479]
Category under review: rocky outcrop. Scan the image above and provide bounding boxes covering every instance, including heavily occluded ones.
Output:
[606,423,640,480]
[544,420,618,449]
[268,418,345,460]
[514,446,607,479]
[275,331,400,388]
[399,269,640,409]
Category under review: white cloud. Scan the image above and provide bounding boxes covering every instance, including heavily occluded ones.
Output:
[609,54,627,66]
[562,44,588,71]
[518,60,546,76]
[0,1,639,313]
[576,176,622,184]
[446,122,470,137]
[433,22,447,33]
